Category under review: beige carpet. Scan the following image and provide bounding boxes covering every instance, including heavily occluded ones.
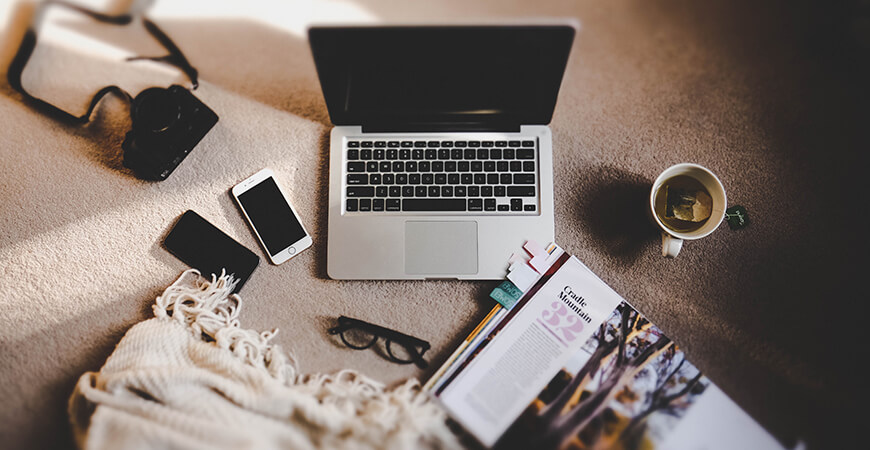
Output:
[0,0,864,448]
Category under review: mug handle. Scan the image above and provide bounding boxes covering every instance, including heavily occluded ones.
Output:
[662,233,683,258]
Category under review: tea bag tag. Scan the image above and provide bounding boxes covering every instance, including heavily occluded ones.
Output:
[725,205,750,230]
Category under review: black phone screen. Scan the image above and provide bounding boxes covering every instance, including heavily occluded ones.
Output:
[164,210,260,293]
[237,177,307,256]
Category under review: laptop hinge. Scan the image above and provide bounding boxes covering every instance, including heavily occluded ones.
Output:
[362,122,521,133]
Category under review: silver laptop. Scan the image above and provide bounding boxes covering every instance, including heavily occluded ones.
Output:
[309,25,575,280]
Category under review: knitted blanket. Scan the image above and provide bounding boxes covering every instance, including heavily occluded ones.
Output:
[68,270,459,450]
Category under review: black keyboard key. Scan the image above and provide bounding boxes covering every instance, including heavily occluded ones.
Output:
[474,174,486,184]
[369,174,381,184]
[388,141,400,148]
[403,199,466,211]
[366,161,379,172]
[523,161,535,172]
[507,186,535,197]
[419,161,431,172]
[451,149,463,160]
[495,186,506,197]
[484,161,495,172]
[485,199,496,211]
[373,198,384,211]
[498,204,509,211]
[517,149,535,159]
[346,199,358,211]
[458,161,470,172]
[490,149,502,160]
[500,173,512,184]
[427,141,439,147]
[514,174,535,184]
[401,141,413,147]
[482,141,494,147]
[428,186,440,197]
[361,141,373,148]
[468,186,480,197]
[406,161,418,172]
[435,173,447,184]
[347,174,367,185]
[510,161,522,172]
[461,174,473,184]
[387,199,401,211]
[379,161,391,172]
[400,149,411,160]
[522,140,535,147]
[469,141,480,147]
[414,141,426,147]
[425,149,437,160]
[481,186,493,196]
[441,186,453,197]
[375,141,386,148]
[347,162,365,173]
[468,199,483,211]
[374,149,385,160]
[464,149,476,159]
[445,161,457,172]
[524,204,536,212]
[413,149,424,159]
[455,186,467,197]
[477,149,488,159]
[409,174,421,184]
[360,149,372,160]
[415,186,427,197]
[503,149,515,159]
[383,174,394,185]
[497,161,509,172]
[386,149,398,160]
[438,149,450,159]
[396,174,408,184]
[432,161,444,172]
[389,186,401,197]
[422,173,434,184]
[393,161,404,172]
[348,141,360,148]
[508,140,520,147]
[471,161,483,172]
[455,141,467,147]
[359,199,372,211]
[495,141,507,147]
[447,173,460,184]
[347,149,359,160]
[441,141,453,147]
[510,199,522,211]
[402,186,414,197]
[487,174,499,185]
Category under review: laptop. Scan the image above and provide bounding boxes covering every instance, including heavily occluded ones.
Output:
[308,25,575,280]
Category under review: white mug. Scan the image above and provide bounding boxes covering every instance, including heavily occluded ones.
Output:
[649,163,726,257]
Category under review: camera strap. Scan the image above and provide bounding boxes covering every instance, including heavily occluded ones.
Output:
[6,0,200,124]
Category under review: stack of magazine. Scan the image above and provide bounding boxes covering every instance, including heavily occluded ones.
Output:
[425,242,786,449]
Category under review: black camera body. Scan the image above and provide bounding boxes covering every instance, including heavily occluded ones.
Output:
[122,85,218,181]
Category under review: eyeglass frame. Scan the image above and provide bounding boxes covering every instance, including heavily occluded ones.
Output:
[328,316,431,369]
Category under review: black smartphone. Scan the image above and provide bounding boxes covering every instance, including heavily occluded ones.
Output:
[164,210,260,293]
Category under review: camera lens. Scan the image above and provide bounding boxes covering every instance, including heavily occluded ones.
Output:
[133,87,182,134]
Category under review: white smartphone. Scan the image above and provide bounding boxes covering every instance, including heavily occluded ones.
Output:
[232,168,312,265]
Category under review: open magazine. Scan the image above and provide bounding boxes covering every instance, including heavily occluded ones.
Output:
[426,242,785,449]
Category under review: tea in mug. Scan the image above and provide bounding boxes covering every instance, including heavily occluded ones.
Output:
[654,175,713,232]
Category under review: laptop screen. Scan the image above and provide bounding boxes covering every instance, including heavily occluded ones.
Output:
[309,25,575,131]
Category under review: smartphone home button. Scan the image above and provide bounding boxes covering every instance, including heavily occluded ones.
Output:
[287,247,296,255]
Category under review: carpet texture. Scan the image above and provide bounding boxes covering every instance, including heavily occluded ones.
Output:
[0,0,865,449]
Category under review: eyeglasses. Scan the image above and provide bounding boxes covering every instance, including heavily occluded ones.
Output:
[328,316,431,369]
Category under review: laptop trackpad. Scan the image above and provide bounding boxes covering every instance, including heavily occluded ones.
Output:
[405,221,478,275]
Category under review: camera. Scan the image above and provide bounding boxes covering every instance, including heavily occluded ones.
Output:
[122,85,219,181]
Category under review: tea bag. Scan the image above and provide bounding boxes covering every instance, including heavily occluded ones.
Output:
[665,186,712,222]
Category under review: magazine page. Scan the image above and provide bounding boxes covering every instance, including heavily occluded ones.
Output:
[437,254,624,447]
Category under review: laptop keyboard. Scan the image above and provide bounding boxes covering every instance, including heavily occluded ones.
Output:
[344,139,539,214]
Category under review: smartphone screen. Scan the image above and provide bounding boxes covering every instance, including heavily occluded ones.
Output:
[164,210,260,293]
[237,177,307,257]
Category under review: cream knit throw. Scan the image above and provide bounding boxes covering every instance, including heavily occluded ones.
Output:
[68,270,459,450]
